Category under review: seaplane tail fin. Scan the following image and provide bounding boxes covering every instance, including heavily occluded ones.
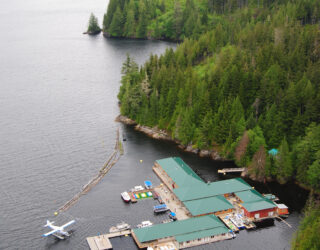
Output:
[44,220,54,227]
[61,220,75,229]
[42,229,58,237]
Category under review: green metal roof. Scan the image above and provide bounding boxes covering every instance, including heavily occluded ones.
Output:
[235,189,276,212]
[263,194,276,200]
[173,178,252,202]
[241,199,276,212]
[175,227,229,243]
[156,157,204,187]
[184,195,234,216]
[234,189,264,203]
[133,215,228,243]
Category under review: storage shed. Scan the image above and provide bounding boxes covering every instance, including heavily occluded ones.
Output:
[276,203,289,215]
[235,189,277,220]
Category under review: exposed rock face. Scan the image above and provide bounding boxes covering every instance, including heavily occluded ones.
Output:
[185,145,199,154]
[211,151,222,160]
[199,150,211,157]
[135,125,173,141]
[116,115,225,160]
[115,115,137,125]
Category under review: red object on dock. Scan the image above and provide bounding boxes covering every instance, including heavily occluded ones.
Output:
[242,207,276,219]
[276,204,289,215]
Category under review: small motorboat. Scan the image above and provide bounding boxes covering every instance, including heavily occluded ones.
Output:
[121,191,131,203]
[154,204,169,213]
[131,185,144,192]
[109,222,131,233]
[137,221,153,228]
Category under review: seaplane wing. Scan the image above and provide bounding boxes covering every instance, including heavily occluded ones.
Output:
[42,229,59,237]
[61,220,75,229]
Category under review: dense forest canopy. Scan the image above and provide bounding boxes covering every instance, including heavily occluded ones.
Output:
[292,196,320,250]
[117,0,320,191]
[103,0,320,40]
[108,1,320,249]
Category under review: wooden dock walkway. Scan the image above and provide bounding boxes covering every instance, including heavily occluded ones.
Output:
[106,229,131,238]
[87,230,132,250]
[87,235,112,250]
[218,168,245,174]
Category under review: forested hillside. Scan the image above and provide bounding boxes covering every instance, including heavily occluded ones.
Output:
[103,0,320,40]
[117,0,320,191]
[292,195,320,250]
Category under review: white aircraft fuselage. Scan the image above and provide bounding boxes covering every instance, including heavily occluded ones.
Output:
[43,220,75,238]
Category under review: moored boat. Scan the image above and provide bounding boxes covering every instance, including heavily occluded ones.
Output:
[137,220,153,228]
[121,191,131,203]
[131,185,144,192]
[109,222,131,233]
[154,204,169,213]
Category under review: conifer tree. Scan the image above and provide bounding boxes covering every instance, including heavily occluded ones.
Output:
[109,6,124,37]
[275,138,293,183]
[87,13,101,34]
[137,3,148,38]
[124,9,135,37]
[103,0,118,31]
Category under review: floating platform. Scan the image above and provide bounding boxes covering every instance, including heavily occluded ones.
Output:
[87,235,112,250]
[127,188,154,203]
[87,230,132,250]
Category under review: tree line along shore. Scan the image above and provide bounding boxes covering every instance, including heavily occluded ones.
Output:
[88,1,320,249]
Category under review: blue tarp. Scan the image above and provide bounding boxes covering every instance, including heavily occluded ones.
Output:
[268,148,278,156]
[170,212,176,217]
[144,180,152,187]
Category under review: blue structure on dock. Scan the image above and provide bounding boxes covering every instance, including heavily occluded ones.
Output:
[144,180,152,189]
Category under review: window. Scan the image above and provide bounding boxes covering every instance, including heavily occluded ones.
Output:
[255,213,260,219]
[268,211,274,216]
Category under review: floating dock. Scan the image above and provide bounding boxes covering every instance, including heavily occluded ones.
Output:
[127,188,154,203]
[218,168,245,174]
[87,230,131,250]
[87,235,112,250]
[86,157,289,249]
[218,215,239,232]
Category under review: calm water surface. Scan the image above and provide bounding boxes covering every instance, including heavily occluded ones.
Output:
[0,0,306,249]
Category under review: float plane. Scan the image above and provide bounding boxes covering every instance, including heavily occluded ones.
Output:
[42,220,75,239]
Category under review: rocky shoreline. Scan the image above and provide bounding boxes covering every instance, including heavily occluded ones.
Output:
[83,30,102,35]
[116,115,224,161]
